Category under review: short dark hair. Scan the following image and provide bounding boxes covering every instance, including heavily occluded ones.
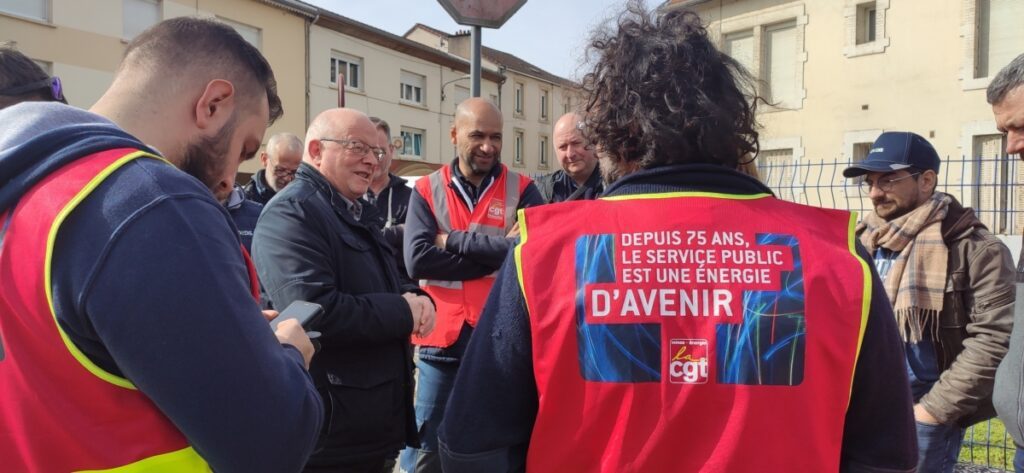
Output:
[987,53,1024,105]
[0,42,61,109]
[123,17,283,124]
[369,116,391,138]
[581,2,761,182]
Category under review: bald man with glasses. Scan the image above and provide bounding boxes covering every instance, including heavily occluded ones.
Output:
[845,131,1015,473]
[252,108,435,473]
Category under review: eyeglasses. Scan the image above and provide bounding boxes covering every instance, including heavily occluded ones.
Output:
[0,76,65,104]
[859,172,920,194]
[272,165,297,179]
[319,138,385,161]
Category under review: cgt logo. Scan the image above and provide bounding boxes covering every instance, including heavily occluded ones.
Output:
[669,339,709,384]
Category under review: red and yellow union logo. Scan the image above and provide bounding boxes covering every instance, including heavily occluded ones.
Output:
[487,199,504,220]
[669,339,709,384]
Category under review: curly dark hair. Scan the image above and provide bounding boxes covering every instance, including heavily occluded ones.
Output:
[581,1,761,182]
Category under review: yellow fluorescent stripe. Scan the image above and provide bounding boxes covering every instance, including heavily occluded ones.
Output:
[846,211,872,406]
[45,150,166,390]
[75,446,209,473]
[600,191,773,201]
[514,208,531,312]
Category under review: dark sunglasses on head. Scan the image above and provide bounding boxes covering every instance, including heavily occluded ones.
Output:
[0,76,66,104]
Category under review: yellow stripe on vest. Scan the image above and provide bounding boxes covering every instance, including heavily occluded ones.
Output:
[44,150,169,389]
[75,446,210,473]
[847,210,873,404]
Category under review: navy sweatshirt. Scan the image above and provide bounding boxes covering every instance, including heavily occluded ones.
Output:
[437,164,918,473]
[0,102,322,472]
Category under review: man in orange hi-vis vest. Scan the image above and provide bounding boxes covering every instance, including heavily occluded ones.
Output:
[401,97,544,472]
[435,3,918,472]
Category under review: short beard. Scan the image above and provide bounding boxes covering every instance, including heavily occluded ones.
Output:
[180,113,237,200]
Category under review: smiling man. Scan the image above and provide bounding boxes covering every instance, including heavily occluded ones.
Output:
[535,112,603,203]
[401,97,543,473]
[252,108,435,473]
[845,131,1015,473]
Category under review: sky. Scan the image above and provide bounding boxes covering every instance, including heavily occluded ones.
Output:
[304,0,639,81]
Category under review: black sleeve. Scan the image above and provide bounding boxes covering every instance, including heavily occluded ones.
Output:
[438,246,535,473]
[439,182,546,269]
[404,190,500,281]
[81,197,323,473]
[839,244,918,473]
[518,182,545,208]
[252,198,414,345]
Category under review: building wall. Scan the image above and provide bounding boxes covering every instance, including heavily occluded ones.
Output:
[1,0,309,174]
[675,0,1022,181]
[310,24,501,175]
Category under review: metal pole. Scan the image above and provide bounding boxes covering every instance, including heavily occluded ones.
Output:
[471,26,481,97]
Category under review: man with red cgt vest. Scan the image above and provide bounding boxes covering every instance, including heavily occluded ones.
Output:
[401,97,544,472]
[0,18,321,472]
[437,3,917,472]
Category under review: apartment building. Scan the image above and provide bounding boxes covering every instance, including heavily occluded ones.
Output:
[406,24,581,176]
[0,0,313,175]
[666,0,1024,232]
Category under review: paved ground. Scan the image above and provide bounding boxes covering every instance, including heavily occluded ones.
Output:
[956,463,1010,472]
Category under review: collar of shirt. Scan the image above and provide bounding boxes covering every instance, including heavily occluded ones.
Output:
[338,194,362,221]
[449,158,502,206]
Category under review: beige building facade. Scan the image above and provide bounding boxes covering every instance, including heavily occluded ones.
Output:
[1,0,312,175]
[405,24,581,177]
[667,0,1024,233]
[1,1,576,178]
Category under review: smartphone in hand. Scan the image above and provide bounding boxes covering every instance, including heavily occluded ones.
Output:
[270,301,324,336]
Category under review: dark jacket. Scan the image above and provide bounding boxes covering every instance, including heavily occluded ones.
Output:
[917,196,1015,427]
[0,102,322,473]
[225,184,263,253]
[437,164,917,473]
[244,169,276,205]
[366,173,413,286]
[252,162,420,465]
[534,164,603,203]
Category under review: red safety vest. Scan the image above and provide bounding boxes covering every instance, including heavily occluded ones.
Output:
[0,148,258,472]
[413,164,531,348]
[515,191,871,473]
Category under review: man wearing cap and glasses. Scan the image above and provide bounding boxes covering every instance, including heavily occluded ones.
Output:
[252,108,435,473]
[845,131,1015,473]
[0,43,66,110]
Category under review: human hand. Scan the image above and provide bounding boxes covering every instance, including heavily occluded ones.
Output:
[262,310,279,322]
[913,404,940,425]
[403,292,436,337]
[273,318,315,369]
[506,222,520,239]
[434,233,448,249]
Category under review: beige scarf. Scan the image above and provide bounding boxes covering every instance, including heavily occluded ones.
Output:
[858,192,951,343]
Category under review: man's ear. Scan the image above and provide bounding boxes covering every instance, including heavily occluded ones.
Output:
[450,125,458,145]
[307,139,322,167]
[920,169,938,194]
[194,79,236,132]
[259,151,270,167]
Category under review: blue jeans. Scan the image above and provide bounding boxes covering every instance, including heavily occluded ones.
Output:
[400,356,458,473]
[1014,445,1024,473]
[916,421,965,473]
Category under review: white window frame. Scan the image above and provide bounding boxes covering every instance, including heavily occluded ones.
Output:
[715,3,808,111]
[844,0,890,57]
[962,0,1024,90]
[217,17,261,50]
[123,0,161,40]
[0,0,50,23]
[514,129,525,166]
[400,70,426,106]
[539,88,550,122]
[331,52,363,91]
[400,127,425,159]
[514,82,525,117]
[539,134,549,168]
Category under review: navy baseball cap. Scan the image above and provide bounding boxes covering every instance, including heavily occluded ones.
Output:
[842,132,941,178]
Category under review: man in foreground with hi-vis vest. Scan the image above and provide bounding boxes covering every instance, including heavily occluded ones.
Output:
[0,18,322,472]
[401,97,543,472]
[436,3,917,472]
